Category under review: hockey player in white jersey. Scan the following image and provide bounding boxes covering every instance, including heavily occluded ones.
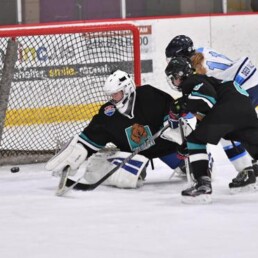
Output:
[165,35,258,108]
[165,35,258,190]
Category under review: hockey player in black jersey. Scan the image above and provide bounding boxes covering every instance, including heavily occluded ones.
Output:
[46,70,187,188]
[165,56,258,204]
[165,35,258,182]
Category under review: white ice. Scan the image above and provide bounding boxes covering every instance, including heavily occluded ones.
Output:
[1,144,258,258]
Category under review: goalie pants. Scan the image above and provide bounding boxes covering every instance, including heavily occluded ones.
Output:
[186,94,258,179]
[159,152,184,169]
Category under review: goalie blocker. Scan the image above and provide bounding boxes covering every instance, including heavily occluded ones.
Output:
[45,135,149,189]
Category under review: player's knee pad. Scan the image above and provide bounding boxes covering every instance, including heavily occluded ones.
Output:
[45,135,88,173]
[84,151,149,188]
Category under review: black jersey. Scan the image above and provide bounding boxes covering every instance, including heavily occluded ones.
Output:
[80,85,178,159]
[181,74,252,116]
[180,74,219,116]
[181,74,258,145]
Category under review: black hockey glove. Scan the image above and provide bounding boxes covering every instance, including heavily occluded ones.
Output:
[169,97,187,129]
[176,141,189,160]
[171,97,187,115]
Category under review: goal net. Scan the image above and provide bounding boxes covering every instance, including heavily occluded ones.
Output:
[0,22,141,165]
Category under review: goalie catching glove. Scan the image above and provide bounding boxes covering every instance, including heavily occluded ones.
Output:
[45,135,88,174]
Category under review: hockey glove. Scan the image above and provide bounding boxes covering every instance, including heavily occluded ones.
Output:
[168,110,179,129]
[168,97,186,129]
[177,141,189,160]
[45,135,88,173]
[171,97,187,115]
[169,97,188,129]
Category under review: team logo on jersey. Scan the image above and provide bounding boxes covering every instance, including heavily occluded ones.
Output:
[104,105,116,116]
[131,123,147,144]
[193,83,204,91]
[125,124,153,151]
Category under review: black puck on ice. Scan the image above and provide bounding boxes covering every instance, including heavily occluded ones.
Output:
[11,167,20,173]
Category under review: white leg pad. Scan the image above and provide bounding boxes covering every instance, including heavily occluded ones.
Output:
[84,151,149,188]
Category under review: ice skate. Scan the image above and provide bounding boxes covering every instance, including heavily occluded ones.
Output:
[181,176,212,204]
[229,167,256,194]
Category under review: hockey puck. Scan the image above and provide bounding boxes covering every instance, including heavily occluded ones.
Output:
[11,167,20,173]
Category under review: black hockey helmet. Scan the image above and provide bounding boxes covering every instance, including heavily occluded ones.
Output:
[165,56,194,91]
[165,35,195,59]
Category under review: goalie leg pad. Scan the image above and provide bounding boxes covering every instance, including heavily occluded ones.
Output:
[84,151,149,188]
[45,135,88,173]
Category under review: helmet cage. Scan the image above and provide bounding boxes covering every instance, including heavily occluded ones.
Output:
[165,56,194,92]
[103,70,136,118]
[166,73,183,92]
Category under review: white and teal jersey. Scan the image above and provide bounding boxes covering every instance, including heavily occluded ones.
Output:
[197,47,258,92]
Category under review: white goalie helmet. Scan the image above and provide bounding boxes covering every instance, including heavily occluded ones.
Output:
[103,70,136,119]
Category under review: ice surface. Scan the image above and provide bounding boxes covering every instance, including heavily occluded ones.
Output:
[1,144,258,258]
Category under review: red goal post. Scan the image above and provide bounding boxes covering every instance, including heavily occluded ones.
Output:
[0,22,141,165]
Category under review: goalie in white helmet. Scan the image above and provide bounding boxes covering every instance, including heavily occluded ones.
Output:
[103,70,136,119]
[46,69,195,189]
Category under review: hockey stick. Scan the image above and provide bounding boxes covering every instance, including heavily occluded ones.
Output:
[56,165,70,196]
[64,123,170,192]
[178,118,192,184]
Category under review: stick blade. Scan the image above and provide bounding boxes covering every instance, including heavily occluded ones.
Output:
[66,178,97,191]
[56,166,70,196]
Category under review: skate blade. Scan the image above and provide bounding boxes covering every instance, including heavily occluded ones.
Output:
[181,194,212,204]
[229,183,257,194]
